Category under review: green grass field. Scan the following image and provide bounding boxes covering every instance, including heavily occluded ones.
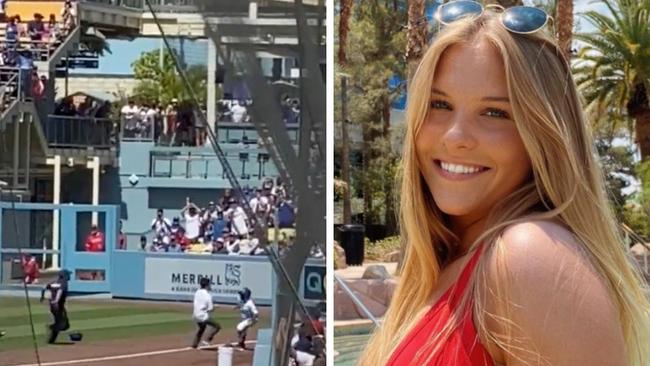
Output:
[0,296,268,352]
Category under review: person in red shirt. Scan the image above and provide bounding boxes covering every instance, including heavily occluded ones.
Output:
[84,225,105,252]
[22,254,40,284]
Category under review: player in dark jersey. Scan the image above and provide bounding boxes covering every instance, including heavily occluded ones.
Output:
[40,270,70,344]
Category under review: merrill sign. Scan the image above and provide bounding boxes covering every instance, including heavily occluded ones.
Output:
[145,257,272,302]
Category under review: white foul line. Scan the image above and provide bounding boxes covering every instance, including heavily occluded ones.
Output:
[10,341,257,366]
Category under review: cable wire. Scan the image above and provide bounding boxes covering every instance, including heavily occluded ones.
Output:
[1,104,42,365]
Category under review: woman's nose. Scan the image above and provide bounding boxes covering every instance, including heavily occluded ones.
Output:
[441,113,478,151]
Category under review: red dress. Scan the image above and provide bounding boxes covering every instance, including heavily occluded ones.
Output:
[387,246,494,366]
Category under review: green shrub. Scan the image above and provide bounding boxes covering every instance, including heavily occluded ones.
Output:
[365,235,401,262]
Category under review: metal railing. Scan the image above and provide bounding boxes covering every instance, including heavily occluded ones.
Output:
[150,150,277,179]
[120,119,300,146]
[81,0,145,9]
[334,273,381,327]
[45,115,116,149]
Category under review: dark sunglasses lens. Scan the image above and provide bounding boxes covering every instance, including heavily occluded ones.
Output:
[502,6,548,33]
[437,1,483,24]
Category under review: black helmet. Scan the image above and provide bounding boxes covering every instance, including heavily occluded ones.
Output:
[238,287,251,302]
[199,277,211,289]
[58,269,71,281]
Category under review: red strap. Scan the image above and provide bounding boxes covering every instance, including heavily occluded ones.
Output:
[447,244,486,307]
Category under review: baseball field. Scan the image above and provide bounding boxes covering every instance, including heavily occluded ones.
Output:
[0,295,269,366]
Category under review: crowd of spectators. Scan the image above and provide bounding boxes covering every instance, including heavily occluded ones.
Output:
[0,1,76,109]
[138,177,297,255]
[120,98,208,147]
[1,1,75,64]
[216,97,301,125]
[217,99,251,123]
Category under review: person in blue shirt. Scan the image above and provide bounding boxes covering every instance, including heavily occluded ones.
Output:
[17,51,34,99]
[277,199,296,229]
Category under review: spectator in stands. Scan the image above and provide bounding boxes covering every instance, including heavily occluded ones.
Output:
[0,0,6,23]
[22,254,40,284]
[5,17,18,52]
[139,235,148,251]
[164,98,178,144]
[277,199,296,229]
[61,0,76,34]
[27,13,45,42]
[181,198,201,243]
[176,101,195,146]
[154,104,163,143]
[31,71,45,100]
[310,243,324,259]
[45,14,60,45]
[13,15,25,37]
[140,103,155,138]
[117,220,127,250]
[231,100,247,123]
[225,198,249,236]
[17,50,34,99]
[151,208,171,236]
[272,177,286,201]
[212,211,228,240]
[167,236,182,253]
[212,237,227,254]
[84,225,105,252]
[121,100,139,138]
[168,216,185,245]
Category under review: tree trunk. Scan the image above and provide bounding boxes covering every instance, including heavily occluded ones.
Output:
[338,0,353,64]
[406,0,427,83]
[382,95,397,235]
[338,0,353,224]
[556,0,574,58]
[629,83,650,160]
[636,111,650,160]
[340,77,352,225]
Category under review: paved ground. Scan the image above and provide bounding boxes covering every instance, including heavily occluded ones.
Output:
[335,262,398,280]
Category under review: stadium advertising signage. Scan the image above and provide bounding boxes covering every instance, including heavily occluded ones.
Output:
[303,265,326,300]
[144,257,273,302]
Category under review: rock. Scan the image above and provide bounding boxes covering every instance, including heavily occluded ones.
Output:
[384,250,401,263]
[362,265,391,280]
[334,241,347,270]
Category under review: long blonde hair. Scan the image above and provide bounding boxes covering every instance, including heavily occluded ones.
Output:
[358,14,650,366]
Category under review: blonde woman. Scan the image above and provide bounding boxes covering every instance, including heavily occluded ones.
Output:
[358,1,650,366]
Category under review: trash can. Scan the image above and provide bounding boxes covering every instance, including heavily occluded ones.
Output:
[339,224,365,265]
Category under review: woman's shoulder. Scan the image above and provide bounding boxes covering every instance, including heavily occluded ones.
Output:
[481,219,626,366]
[484,219,608,301]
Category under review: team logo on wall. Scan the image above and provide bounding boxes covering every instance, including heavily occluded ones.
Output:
[225,263,241,286]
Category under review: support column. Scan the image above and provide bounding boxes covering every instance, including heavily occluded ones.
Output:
[86,157,100,226]
[207,40,217,132]
[46,155,61,269]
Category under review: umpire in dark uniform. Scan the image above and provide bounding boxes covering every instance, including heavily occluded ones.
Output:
[40,270,71,344]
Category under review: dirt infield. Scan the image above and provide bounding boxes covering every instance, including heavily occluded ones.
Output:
[1,331,256,366]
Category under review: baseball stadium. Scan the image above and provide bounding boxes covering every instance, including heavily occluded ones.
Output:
[0,1,326,365]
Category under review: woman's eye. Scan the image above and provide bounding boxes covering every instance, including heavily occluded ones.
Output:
[430,100,451,110]
[484,108,510,119]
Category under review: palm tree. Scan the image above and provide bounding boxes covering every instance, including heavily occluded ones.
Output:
[338,0,353,64]
[556,0,573,58]
[406,0,427,83]
[574,0,650,159]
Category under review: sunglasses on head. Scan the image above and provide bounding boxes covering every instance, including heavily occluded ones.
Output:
[435,0,553,34]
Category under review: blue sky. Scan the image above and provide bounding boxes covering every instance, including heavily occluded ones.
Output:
[72,37,208,76]
[80,0,609,76]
